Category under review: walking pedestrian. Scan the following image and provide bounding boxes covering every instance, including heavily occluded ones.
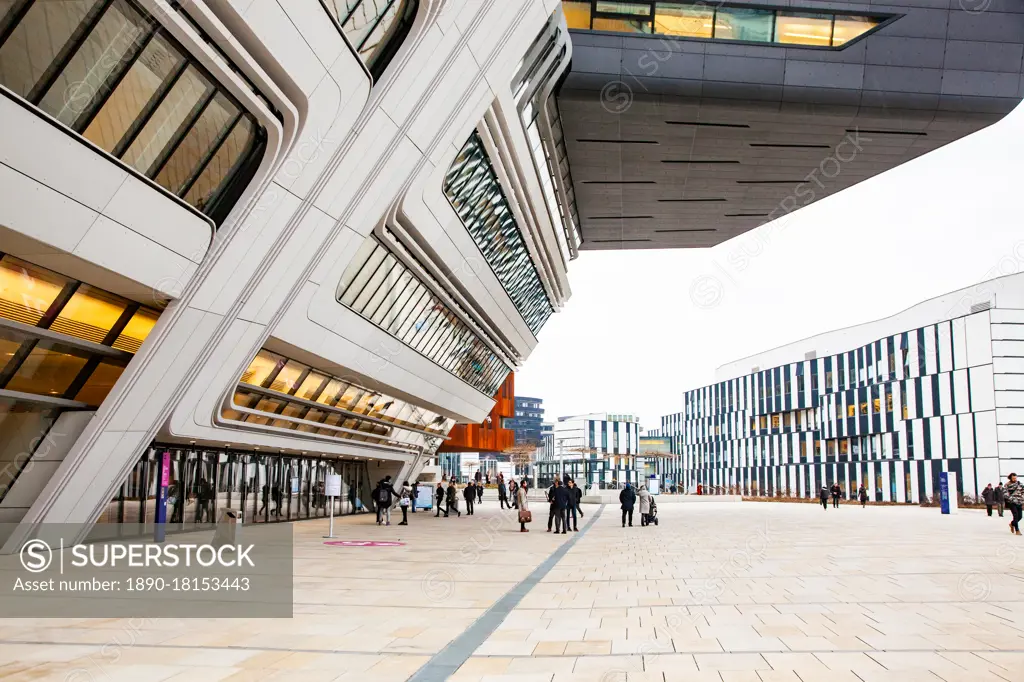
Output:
[518,479,531,532]
[477,479,483,504]
[398,480,411,525]
[498,477,510,509]
[411,481,419,513]
[830,482,841,508]
[446,479,461,517]
[638,484,652,526]
[435,482,447,517]
[574,478,584,523]
[995,481,1006,517]
[983,483,995,517]
[463,480,475,515]
[620,483,636,527]
[819,486,829,510]
[858,484,868,508]
[1005,473,1024,536]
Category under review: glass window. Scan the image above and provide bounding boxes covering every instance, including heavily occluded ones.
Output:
[111,307,158,353]
[596,2,650,15]
[0,256,68,326]
[0,0,101,98]
[294,372,327,401]
[775,13,833,46]
[562,0,592,29]
[0,398,59,486]
[121,65,211,177]
[83,35,183,154]
[833,15,878,46]
[268,360,306,394]
[37,0,150,127]
[153,92,238,196]
[73,359,128,406]
[654,4,713,38]
[324,0,418,79]
[5,340,90,397]
[182,116,256,212]
[49,284,128,345]
[241,350,284,387]
[592,17,651,33]
[714,7,774,42]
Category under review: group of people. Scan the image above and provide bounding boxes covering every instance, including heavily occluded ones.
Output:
[983,474,1024,535]
[372,476,417,526]
[433,477,486,518]
[544,476,584,533]
[818,483,870,509]
[617,482,657,527]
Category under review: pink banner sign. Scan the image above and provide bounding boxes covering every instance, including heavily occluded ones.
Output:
[323,540,405,547]
[161,452,171,487]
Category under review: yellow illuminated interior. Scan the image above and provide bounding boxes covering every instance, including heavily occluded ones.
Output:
[562,1,592,29]
[241,350,282,387]
[833,15,878,45]
[592,17,651,33]
[0,257,66,326]
[50,285,127,344]
[112,308,159,354]
[775,14,833,45]
[268,360,304,394]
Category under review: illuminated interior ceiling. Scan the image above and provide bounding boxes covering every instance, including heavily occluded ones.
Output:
[556,1,1024,250]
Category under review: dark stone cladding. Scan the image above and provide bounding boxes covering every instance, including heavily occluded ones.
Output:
[558,1,1024,250]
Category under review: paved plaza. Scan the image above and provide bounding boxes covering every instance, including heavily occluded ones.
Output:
[0,500,1023,681]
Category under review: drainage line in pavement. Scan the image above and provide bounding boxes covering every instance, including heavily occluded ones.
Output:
[405,504,606,682]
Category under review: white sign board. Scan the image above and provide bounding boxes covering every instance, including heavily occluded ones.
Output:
[325,474,342,497]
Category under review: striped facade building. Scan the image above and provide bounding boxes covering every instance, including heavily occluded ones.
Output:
[660,273,1024,503]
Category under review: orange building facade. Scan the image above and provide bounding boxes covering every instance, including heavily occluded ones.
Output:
[439,372,516,453]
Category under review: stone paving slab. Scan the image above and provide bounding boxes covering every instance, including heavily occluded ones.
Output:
[0,501,1022,681]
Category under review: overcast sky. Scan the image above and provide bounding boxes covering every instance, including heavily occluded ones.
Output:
[517,101,1024,433]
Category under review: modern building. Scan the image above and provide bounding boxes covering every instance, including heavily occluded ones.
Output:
[0,0,582,547]
[1,0,1021,548]
[661,273,1024,503]
[558,1,1024,249]
[541,412,642,487]
[508,395,546,445]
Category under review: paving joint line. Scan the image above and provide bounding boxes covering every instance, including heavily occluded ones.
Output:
[406,504,607,682]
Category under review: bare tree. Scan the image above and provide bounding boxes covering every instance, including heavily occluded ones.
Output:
[503,443,538,477]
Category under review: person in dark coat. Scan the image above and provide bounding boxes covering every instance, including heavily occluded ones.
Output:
[446,480,461,517]
[546,478,562,532]
[435,482,447,517]
[564,479,578,532]
[1005,473,1024,535]
[995,482,1005,517]
[552,479,571,534]
[463,480,475,515]
[510,479,519,509]
[819,486,829,510]
[983,483,995,516]
[830,483,841,508]
[411,481,419,513]
[498,477,510,509]
[619,483,636,527]
[858,484,868,508]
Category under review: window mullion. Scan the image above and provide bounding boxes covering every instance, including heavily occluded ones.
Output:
[26,0,115,105]
[0,0,34,48]
[356,0,398,50]
[73,22,160,133]
[177,110,244,199]
[112,57,189,159]
[146,86,217,180]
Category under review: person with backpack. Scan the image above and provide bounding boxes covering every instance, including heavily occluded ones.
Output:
[446,479,461,517]
[463,480,475,515]
[398,480,412,525]
[375,476,398,526]
[619,483,636,527]
[819,486,829,510]
[434,482,447,517]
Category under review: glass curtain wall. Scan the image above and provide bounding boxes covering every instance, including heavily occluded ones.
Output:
[562,1,886,48]
[222,348,455,452]
[94,445,375,537]
[444,132,554,334]
[0,254,160,502]
[337,232,512,395]
[321,0,419,80]
[0,0,266,223]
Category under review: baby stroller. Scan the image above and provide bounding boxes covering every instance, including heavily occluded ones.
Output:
[648,498,659,526]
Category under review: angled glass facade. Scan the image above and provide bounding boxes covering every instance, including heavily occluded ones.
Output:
[222,348,455,454]
[563,1,888,49]
[322,0,419,80]
[444,131,554,334]
[337,231,513,396]
[0,0,266,223]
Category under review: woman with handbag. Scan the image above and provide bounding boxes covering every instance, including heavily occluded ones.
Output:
[518,478,531,532]
[398,481,412,525]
